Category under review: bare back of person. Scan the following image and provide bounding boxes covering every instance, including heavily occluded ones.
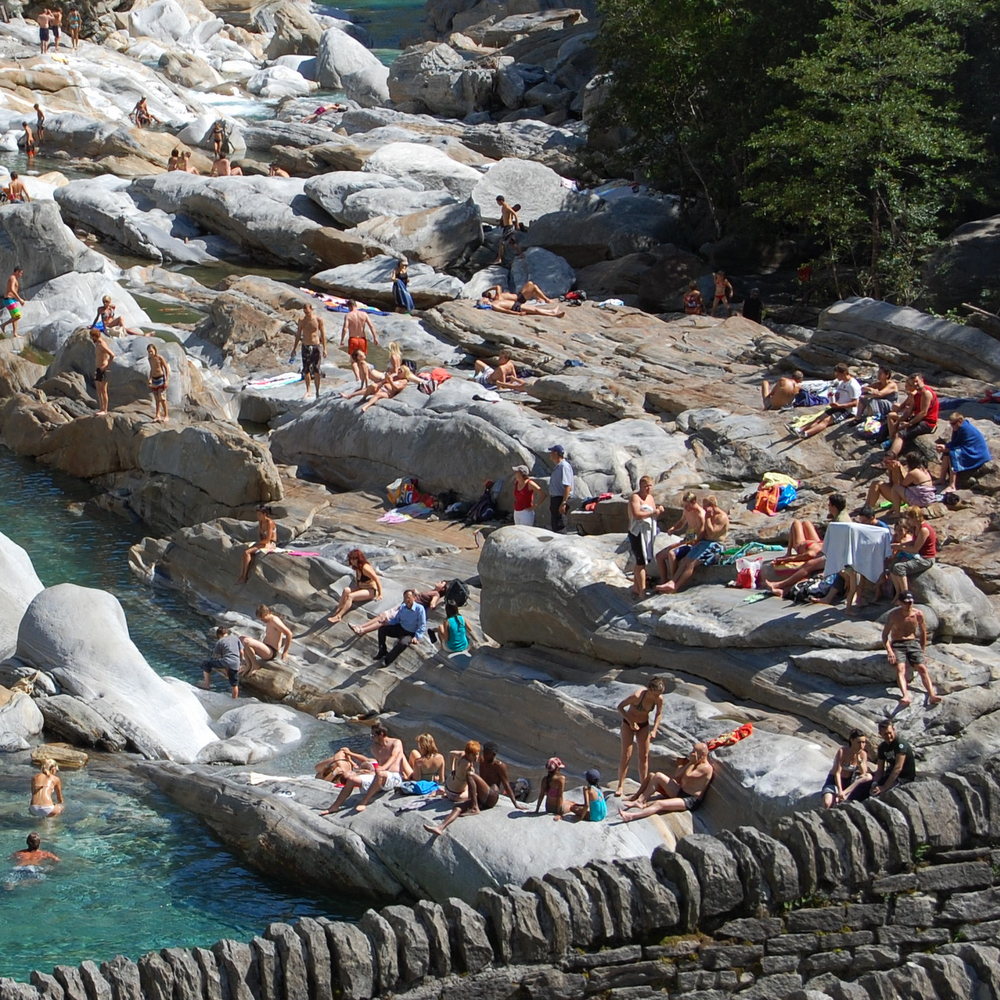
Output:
[5,274,19,300]
[343,310,372,340]
[491,359,517,385]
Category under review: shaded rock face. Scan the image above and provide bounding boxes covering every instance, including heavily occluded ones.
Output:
[925,214,1000,312]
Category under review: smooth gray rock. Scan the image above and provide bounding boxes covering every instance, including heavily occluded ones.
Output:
[303,170,423,222]
[471,157,592,224]
[0,202,108,285]
[387,42,489,118]
[35,694,127,751]
[312,254,463,307]
[462,119,587,174]
[0,532,43,658]
[510,246,575,298]
[443,897,494,973]
[363,143,483,199]
[675,835,744,918]
[340,187,458,226]
[315,27,389,106]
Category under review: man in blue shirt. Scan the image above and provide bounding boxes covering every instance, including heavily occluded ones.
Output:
[376,589,427,666]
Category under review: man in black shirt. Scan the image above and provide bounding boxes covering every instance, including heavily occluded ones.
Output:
[871,719,915,796]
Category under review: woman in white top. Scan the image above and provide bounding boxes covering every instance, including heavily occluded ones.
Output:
[627,476,664,597]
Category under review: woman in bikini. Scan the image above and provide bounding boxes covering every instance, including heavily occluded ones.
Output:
[407,733,445,784]
[534,757,566,816]
[821,730,873,808]
[67,6,81,49]
[29,759,64,818]
[146,343,170,422]
[615,676,666,797]
[92,295,144,337]
[866,454,935,517]
[328,548,382,625]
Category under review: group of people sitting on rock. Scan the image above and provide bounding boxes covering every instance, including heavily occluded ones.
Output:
[820,718,916,807]
[309,694,716,835]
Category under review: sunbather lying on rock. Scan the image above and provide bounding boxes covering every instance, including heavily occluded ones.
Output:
[480,282,553,307]
[473,350,526,391]
[618,743,713,821]
[762,495,847,597]
[488,294,565,318]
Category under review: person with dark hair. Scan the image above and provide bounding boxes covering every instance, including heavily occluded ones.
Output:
[391,259,415,313]
[557,768,607,822]
[200,625,242,698]
[492,195,521,265]
[866,453,935,516]
[436,602,473,653]
[236,505,277,585]
[339,299,379,369]
[1,265,26,337]
[887,507,937,598]
[764,495,848,598]
[615,677,666,797]
[13,832,60,865]
[886,373,939,457]
[710,271,733,316]
[883,591,941,707]
[240,604,292,676]
[857,366,899,421]
[871,719,915,796]
[327,549,382,625]
[796,364,862,438]
[547,445,574,533]
[535,757,566,815]
[821,730,872,807]
[289,302,327,401]
[372,589,427,666]
[760,370,803,410]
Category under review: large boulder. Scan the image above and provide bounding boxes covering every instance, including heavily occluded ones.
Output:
[303,170,423,223]
[246,64,315,98]
[523,196,685,268]
[0,532,45,658]
[354,199,482,271]
[0,201,107,286]
[818,298,1000,382]
[338,187,458,226]
[461,119,588,174]
[158,49,224,90]
[924,214,1000,313]
[312,254,463,307]
[0,690,44,751]
[264,0,325,58]
[387,42,494,118]
[363,142,483,199]
[471,157,593,225]
[16,584,218,762]
[510,246,575,298]
[315,26,390,107]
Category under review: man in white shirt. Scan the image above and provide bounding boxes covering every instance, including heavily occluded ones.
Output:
[796,363,862,439]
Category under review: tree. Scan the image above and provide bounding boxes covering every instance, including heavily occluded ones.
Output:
[595,0,828,238]
[747,0,978,302]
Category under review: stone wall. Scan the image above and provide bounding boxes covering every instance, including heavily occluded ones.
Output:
[4,764,1000,1000]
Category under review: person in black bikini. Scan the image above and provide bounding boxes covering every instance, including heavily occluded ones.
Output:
[618,743,714,821]
[615,677,666,797]
[327,548,382,624]
[240,604,292,676]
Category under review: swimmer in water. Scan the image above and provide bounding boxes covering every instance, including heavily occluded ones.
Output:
[12,832,60,866]
[29,758,64,818]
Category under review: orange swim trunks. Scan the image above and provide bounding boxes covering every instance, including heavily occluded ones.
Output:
[347,337,367,356]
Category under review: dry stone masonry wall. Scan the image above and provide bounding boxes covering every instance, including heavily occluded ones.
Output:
[5,765,1000,1000]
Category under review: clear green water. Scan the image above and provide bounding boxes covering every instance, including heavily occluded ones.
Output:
[0,450,364,982]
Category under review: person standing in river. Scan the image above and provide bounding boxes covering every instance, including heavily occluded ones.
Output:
[13,832,60,865]
[29,759,64,818]
[90,326,114,414]
[1,266,27,338]
[33,104,45,144]
[289,302,327,400]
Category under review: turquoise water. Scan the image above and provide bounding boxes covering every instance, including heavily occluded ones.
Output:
[0,449,364,982]
[320,0,425,61]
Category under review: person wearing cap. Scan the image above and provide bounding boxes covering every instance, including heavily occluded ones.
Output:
[882,593,941,708]
[871,719,916,796]
[618,743,714,820]
[547,445,574,532]
[511,464,542,526]
[535,757,566,815]
[557,768,607,822]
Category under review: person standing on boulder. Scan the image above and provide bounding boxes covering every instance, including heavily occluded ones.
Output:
[340,300,379,383]
[1,266,27,338]
[547,444,574,533]
[36,8,51,53]
[66,6,81,50]
[882,592,941,708]
[33,104,45,144]
[236,505,277,585]
[290,302,327,400]
[50,8,62,49]
[146,343,170,422]
[492,195,522,266]
[89,326,114,414]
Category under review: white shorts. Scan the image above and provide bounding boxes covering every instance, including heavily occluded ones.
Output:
[357,770,403,792]
[513,509,535,526]
[474,366,494,386]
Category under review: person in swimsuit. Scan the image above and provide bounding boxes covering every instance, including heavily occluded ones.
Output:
[269,163,290,177]
[339,300,379,378]
[424,740,511,836]
[89,326,114,414]
[618,743,714,820]
[627,475,664,597]
[657,494,729,595]
[320,724,409,814]
[653,491,704,587]
[5,174,30,204]
[33,104,45,143]
[682,281,703,315]
[480,282,553,308]
[866,453,934,516]
[13,832,60,865]
[407,733,445,784]
[492,195,522,265]
[883,591,942,708]
[182,151,199,174]
[710,271,733,317]
[210,155,232,177]
[535,757,566,815]
[821,730,873,807]
[131,97,158,128]
[557,768,607,822]
[50,8,62,47]
[67,6,81,49]
[29,759,64,818]
[614,677,666,797]
[211,120,225,158]
[91,295,144,337]
[236,504,277,584]
[290,302,327,400]
[146,343,170,422]
[37,8,51,53]
[347,349,381,391]
[327,548,382,624]
[473,350,526,391]
[240,604,293,676]
[314,747,370,784]
[489,293,566,318]
[1,265,26,338]
[167,148,181,171]
[21,122,36,158]
[760,370,803,410]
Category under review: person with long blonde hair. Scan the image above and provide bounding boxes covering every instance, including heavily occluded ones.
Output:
[407,734,445,783]
[29,759,64,818]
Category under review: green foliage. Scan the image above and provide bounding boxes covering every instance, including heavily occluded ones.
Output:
[747,0,978,302]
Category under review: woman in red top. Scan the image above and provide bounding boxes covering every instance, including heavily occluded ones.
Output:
[888,507,936,598]
[511,464,542,526]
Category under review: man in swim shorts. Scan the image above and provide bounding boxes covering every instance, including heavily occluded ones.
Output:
[200,625,243,698]
[472,350,526,390]
[36,8,51,53]
[1,265,26,338]
[618,743,714,821]
[240,604,292,676]
[339,299,379,362]
[89,326,115,414]
[319,724,408,814]
[883,592,941,708]
[492,195,521,265]
[13,833,59,866]
[290,302,327,400]
[761,370,803,410]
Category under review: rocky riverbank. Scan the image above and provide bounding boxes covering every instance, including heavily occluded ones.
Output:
[0,0,999,932]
